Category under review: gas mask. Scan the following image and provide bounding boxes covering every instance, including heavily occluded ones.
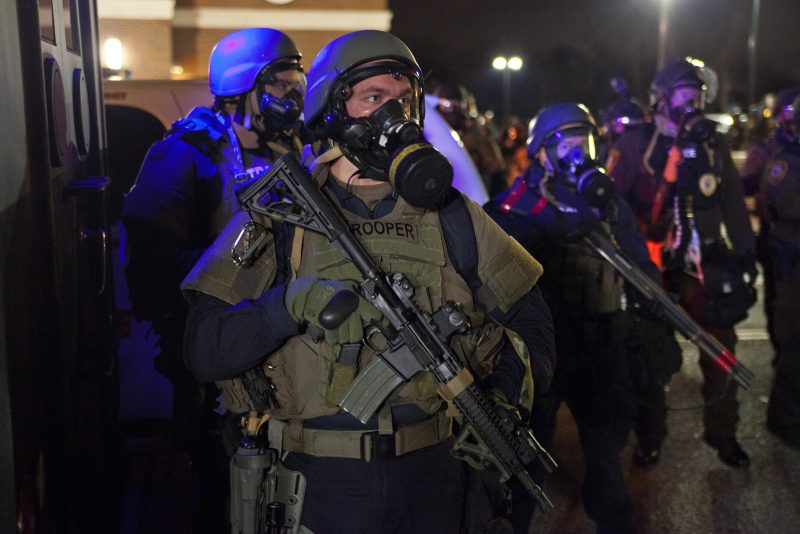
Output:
[670,103,716,142]
[337,98,453,209]
[259,90,303,132]
[253,61,306,136]
[553,146,614,209]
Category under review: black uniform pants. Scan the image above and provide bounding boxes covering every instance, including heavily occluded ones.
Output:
[634,306,740,445]
[281,438,464,534]
[538,313,636,530]
[767,265,800,435]
[700,327,740,442]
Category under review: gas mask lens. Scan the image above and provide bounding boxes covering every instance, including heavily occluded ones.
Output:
[551,134,613,208]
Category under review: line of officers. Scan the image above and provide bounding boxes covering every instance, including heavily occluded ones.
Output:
[120,26,800,534]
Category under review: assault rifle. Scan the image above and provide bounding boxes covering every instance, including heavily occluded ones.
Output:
[583,230,754,389]
[235,153,557,512]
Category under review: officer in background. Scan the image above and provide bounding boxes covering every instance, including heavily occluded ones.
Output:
[121,27,305,529]
[430,80,509,196]
[598,78,647,165]
[761,94,800,450]
[499,116,531,188]
[181,30,555,532]
[607,58,756,468]
[486,103,665,533]
[741,88,799,363]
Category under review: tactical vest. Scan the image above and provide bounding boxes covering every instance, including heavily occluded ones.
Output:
[640,127,727,239]
[270,194,507,419]
[498,176,624,316]
[555,237,624,316]
[184,165,543,420]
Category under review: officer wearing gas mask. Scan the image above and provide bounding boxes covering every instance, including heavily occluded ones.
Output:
[486,103,665,533]
[607,58,756,469]
[180,30,555,532]
[598,78,647,165]
[429,80,508,197]
[761,94,800,451]
[741,88,799,366]
[121,28,305,530]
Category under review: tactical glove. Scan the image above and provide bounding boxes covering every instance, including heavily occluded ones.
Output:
[284,277,383,347]
[538,183,606,239]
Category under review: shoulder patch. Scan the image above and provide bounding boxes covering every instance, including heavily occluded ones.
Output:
[766,160,788,186]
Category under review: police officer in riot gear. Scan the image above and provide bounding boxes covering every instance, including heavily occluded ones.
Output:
[429,79,508,197]
[181,30,555,533]
[762,94,800,450]
[608,58,757,468]
[598,78,647,164]
[121,27,305,530]
[742,88,800,195]
[741,88,800,365]
[486,103,669,533]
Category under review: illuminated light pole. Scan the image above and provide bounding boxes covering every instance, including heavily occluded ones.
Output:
[657,0,670,69]
[748,0,760,106]
[493,55,523,122]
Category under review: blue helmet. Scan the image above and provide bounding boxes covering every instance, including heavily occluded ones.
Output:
[208,28,301,97]
[527,103,596,159]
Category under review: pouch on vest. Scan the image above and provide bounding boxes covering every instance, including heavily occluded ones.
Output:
[560,242,624,315]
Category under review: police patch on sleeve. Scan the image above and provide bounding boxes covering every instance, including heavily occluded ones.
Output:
[699,173,719,197]
[766,160,788,186]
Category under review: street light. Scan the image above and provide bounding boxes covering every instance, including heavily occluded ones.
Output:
[493,55,523,121]
[657,0,670,69]
[102,37,132,80]
[748,0,760,105]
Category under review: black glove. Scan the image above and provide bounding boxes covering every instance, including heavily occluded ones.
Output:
[545,182,606,239]
[627,288,677,323]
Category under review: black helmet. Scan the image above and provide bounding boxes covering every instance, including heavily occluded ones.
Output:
[601,99,645,130]
[428,79,470,130]
[304,30,424,133]
[649,58,707,108]
[774,88,800,119]
[527,103,596,159]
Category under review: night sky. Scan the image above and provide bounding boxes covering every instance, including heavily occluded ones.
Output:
[389,0,800,122]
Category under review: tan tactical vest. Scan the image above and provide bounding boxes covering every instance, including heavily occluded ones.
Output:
[182,165,543,421]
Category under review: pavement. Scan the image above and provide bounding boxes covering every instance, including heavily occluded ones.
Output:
[532,281,800,533]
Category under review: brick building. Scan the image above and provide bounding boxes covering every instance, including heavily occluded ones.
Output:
[97,0,392,80]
